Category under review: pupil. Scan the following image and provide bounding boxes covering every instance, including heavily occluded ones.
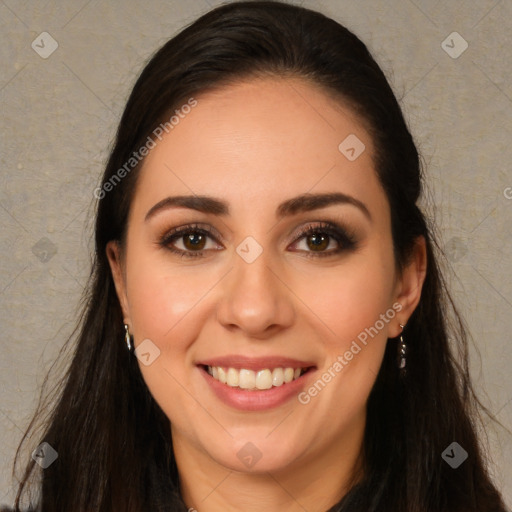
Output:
[309,233,328,251]
[185,233,204,250]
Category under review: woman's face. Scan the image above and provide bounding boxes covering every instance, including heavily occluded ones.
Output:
[108,76,424,479]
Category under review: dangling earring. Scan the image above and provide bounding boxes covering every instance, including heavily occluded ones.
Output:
[397,323,407,374]
[124,324,133,352]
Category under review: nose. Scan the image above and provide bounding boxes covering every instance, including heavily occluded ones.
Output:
[215,245,296,339]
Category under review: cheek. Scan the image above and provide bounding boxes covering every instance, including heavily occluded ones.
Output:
[294,250,396,350]
[293,261,395,427]
[125,254,213,344]
[124,261,208,426]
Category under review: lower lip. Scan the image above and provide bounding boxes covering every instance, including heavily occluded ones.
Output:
[198,366,314,411]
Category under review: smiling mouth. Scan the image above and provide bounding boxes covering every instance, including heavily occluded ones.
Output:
[201,365,313,391]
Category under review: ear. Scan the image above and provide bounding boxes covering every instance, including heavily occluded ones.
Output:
[106,240,131,325]
[389,235,427,337]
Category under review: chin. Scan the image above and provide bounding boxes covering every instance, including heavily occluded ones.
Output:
[203,432,307,474]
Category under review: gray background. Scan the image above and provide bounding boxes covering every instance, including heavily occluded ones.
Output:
[1,0,511,508]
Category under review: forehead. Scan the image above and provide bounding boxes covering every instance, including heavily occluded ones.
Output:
[132,76,387,219]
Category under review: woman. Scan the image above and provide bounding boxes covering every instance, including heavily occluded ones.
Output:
[6,1,509,511]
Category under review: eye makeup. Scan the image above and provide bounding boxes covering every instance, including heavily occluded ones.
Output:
[156,219,359,259]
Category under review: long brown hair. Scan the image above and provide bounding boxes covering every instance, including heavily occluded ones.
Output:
[8,1,509,511]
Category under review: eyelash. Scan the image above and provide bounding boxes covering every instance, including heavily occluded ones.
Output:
[158,221,358,259]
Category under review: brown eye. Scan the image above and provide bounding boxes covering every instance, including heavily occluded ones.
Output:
[182,232,207,251]
[290,221,358,258]
[159,224,223,258]
[304,233,330,252]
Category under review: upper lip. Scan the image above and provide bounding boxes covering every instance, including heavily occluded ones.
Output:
[196,355,316,371]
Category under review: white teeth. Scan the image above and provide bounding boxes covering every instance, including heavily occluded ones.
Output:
[256,369,273,390]
[239,369,255,389]
[218,367,227,384]
[206,365,306,390]
[283,368,294,383]
[226,368,239,387]
[272,368,284,386]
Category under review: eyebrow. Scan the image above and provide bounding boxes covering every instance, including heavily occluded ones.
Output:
[144,192,372,222]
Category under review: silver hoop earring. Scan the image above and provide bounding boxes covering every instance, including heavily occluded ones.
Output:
[124,324,133,352]
[397,323,407,374]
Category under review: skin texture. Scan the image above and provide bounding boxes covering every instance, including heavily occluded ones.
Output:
[107,76,427,512]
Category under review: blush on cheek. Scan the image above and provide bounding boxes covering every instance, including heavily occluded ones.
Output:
[127,269,205,339]
[301,273,391,348]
